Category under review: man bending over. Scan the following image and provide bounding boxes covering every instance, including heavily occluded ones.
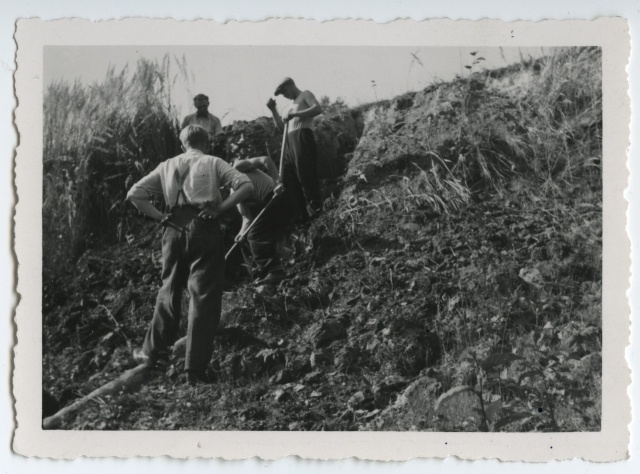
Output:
[233,155,291,284]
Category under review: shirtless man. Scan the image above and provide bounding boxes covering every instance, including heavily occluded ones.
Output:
[181,93,226,155]
[267,77,323,223]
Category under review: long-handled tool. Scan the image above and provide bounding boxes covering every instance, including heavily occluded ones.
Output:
[278,120,289,181]
[224,196,278,260]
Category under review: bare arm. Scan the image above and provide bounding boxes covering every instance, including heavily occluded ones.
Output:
[216,181,254,216]
[197,159,255,220]
[235,204,254,240]
[233,156,280,184]
[199,180,254,221]
[234,156,280,183]
[258,156,280,183]
[266,98,285,132]
[233,158,260,173]
[126,167,166,221]
[128,197,165,221]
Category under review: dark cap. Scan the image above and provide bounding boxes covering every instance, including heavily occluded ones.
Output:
[274,77,294,96]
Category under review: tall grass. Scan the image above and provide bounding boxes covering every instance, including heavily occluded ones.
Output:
[520,47,602,188]
[43,56,184,276]
[348,47,602,216]
[459,46,602,192]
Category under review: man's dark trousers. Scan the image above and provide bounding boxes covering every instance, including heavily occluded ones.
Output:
[142,217,224,374]
[246,191,289,278]
[282,128,322,221]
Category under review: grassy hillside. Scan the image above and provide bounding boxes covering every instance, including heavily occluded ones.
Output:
[42,47,601,432]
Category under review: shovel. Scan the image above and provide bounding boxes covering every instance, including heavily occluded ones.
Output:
[224,195,279,260]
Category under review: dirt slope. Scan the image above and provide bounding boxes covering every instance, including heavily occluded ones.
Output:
[43,47,602,432]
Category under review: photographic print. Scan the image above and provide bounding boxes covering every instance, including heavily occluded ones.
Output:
[14,18,630,460]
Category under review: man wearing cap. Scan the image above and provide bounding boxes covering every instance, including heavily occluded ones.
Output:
[181,94,226,155]
[267,77,323,223]
[127,124,253,385]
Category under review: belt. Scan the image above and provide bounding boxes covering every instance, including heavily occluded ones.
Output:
[166,203,212,212]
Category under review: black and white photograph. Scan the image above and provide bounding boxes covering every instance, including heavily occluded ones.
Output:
[12,18,630,461]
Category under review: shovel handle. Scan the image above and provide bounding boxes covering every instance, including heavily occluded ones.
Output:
[279,121,288,180]
[224,194,278,261]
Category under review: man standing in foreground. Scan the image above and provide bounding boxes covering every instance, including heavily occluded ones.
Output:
[181,93,226,155]
[127,125,253,385]
[233,155,291,284]
[267,77,323,223]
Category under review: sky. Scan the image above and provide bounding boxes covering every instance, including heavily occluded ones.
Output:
[44,46,546,125]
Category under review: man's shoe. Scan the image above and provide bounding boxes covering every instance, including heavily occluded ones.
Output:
[133,348,169,370]
[185,371,216,386]
[255,271,286,285]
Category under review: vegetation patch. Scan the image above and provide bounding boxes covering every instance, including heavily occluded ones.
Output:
[43,47,601,432]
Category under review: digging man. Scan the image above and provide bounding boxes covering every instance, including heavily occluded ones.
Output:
[267,77,323,223]
[232,155,291,284]
[127,124,253,385]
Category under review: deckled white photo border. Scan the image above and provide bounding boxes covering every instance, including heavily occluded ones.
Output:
[13,17,630,461]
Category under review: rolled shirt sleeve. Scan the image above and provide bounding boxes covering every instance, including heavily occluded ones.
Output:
[215,158,251,191]
[127,164,164,201]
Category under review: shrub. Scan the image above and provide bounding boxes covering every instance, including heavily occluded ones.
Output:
[43,56,183,276]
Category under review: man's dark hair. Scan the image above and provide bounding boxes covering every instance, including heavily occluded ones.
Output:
[180,125,210,149]
[193,93,209,102]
